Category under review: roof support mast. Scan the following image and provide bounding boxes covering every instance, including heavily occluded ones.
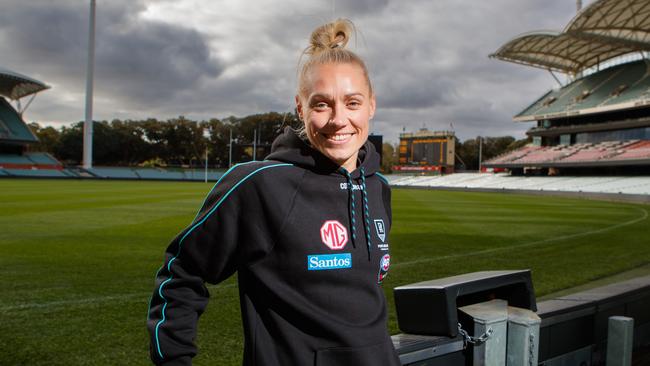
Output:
[577,0,582,12]
[83,0,96,170]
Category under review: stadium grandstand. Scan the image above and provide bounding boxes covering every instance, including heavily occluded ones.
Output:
[0,67,224,182]
[484,0,650,175]
[0,67,64,177]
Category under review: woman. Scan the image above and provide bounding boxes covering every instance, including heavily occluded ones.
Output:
[147,19,400,366]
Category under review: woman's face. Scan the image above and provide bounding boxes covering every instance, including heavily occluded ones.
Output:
[296,62,375,172]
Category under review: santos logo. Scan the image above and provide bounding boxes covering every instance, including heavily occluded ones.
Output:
[307,253,352,271]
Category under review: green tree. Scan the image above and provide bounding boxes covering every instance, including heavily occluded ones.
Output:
[381,142,397,173]
[28,122,60,154]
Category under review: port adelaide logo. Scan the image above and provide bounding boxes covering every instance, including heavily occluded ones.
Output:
[320,220,348,250]
[374,219,389,251]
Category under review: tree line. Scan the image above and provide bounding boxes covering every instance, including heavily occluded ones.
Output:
[29,112,300,168]
[28,113,528,171]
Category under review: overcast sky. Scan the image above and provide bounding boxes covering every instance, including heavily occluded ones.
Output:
[0,0,592,143]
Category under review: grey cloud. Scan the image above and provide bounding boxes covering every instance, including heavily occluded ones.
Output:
[0,0,223,109]
[2,0,594,143]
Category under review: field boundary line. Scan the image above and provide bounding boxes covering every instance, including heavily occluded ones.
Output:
[394,207,648,268]
[0,283,236,313]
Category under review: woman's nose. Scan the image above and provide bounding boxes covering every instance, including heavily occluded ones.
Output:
[329,104,347,126]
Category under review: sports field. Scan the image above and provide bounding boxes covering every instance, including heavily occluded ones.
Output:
[1,178,649,365]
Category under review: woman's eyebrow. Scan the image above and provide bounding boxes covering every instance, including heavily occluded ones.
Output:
[308,93,332,102]
[345,92,364,99]
[308,92,365,102]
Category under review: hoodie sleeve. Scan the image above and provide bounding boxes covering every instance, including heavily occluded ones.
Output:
[146,162,294,365]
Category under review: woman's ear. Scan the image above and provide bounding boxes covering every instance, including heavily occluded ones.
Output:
[369,94,376,120]
[295,95,303,121]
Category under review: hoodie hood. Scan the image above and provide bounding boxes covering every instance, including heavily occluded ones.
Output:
[266,127,380,178]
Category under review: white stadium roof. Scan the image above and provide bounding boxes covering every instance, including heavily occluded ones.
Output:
[490,0,650,74]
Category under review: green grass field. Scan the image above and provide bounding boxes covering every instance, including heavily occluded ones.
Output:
[1,179,649,365]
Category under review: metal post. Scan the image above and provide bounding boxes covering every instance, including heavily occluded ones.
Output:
[204,148,208,183]
[203,128,210,183]
[228,128,233,168]
[252,129,257,161]
[506,306,540,366]
[83,0,96,169]
[478,136,483,172]
[458,299,508,366]
[606,316,634,366]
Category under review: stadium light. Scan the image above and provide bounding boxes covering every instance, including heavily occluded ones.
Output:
[83,0,96,169]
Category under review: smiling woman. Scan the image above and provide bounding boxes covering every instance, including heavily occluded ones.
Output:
[295,19,376,172]
[147,19,399,366]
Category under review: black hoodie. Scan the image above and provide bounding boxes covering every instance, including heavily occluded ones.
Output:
[147,127,400,366]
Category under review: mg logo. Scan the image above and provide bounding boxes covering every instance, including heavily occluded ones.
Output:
[320,220,348,250]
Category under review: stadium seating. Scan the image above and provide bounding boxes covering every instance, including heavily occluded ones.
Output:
[0,98,38,142]
[605,140,650,161]
[0,154,33,165]
[183,169,224,181]
[388,173,650,195]
[484,140,650,166]
[3,168,68,178]
[25,152,61,166]
[509,144,583,164]
[134,168,185,180]
[88,167,140,179]
[86,166,225,181]
[485,145,542,164]
[595,62,648,107]
[517,60,650,118]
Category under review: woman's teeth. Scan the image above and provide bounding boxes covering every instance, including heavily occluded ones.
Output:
[327,133,352,141]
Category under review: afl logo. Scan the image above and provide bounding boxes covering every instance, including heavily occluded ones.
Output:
[378,254,390,283]
[320,220,348,250]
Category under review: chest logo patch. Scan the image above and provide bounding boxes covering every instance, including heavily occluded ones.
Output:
[374,219,386,242]
[320,220,348,250]
[378,254,390,283]
[308,253,352,271]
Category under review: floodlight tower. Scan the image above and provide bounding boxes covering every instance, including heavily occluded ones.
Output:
[577,0,582,12]
[83,0,96,169]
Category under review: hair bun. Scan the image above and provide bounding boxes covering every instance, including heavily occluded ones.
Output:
[307,19,353,54]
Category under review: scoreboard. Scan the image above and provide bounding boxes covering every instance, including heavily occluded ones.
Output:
[394,129,455,174]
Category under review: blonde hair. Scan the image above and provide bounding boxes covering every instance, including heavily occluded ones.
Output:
[297,19,373,98]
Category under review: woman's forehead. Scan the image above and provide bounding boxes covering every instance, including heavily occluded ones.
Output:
[304,62,370,96]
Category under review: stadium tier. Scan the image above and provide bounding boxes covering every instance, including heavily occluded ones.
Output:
[389,173,650,195]
[0,66,63,174]
[486,140,650,168]
[133,168,185,180]
[86,166,225,181]
[0,154,34,165]
[486,0,650,175]
[514,60,650,121]
[88,167,140,179]
[0,98,37,143]
[3,168,68,178]
[25,152,61,165]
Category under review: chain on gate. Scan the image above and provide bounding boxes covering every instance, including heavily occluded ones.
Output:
[457,323,494,349]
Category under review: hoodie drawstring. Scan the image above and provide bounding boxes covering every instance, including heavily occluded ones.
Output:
[360,167,372,259]
[342,169,357,248]
[340,167,372,260]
